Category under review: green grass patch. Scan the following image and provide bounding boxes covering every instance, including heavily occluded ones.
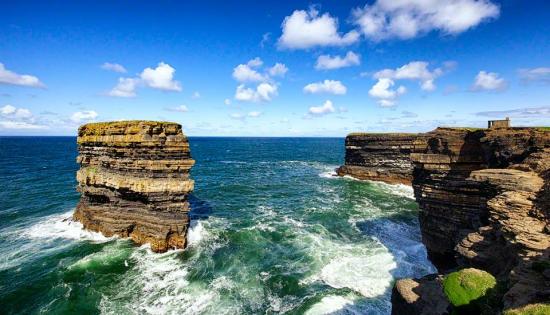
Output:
[443,268,497,307]
[504,303,550,315]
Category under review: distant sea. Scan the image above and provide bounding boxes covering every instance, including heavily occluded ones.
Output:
[0,137,435,315]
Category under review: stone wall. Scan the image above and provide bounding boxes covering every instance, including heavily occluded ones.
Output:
[73,121,195,252]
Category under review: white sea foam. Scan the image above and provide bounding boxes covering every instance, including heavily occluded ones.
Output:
[320,252,396,297]
[23,210,113,242]
[305,295,361,315]
[371,181,415,199]
[187,220,208,246]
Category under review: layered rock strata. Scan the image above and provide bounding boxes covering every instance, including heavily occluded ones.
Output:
[386,127,550,314]
[336,133,421,185]
[73,121,195,252]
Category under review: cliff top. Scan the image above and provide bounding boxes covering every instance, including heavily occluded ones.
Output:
[78,120,182,137]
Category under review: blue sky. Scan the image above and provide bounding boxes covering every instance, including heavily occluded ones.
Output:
[1,0,549,136]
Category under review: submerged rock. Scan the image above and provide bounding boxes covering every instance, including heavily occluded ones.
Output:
[73,121,195,252]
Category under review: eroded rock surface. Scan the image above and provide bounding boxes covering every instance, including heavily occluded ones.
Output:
[73,121,195,252]
[337,133,423,185]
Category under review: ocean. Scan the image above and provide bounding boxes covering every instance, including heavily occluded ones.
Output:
[0,137,435,314]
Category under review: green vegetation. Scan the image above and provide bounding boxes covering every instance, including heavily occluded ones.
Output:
[534,127,550,131]
[504,303,550,315]
[443,268,497,307]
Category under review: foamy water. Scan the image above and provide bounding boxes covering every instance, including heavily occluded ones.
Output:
[1,137,434,314]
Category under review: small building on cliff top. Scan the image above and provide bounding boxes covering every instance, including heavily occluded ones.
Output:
[488,117,510,129]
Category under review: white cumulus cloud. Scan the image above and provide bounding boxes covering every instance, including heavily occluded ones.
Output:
[140,62,182,91]
[248,111,262,117]
[304,80,347,95]
[278,8,359,49]
[101,62,127,73]
[269,63,289,77]
[108,77,139,98]
[374,61,446,91]
[235,83,278,102]
[472,71,507,91]
[1,104,33,119]
[308,100,336,116]
[71,110,98,123]
[315,51,360,70]
[353,0,499,41]
[369,78,406,107]
[224,98,231,105]
[0,63,45,88]
[107,62,182,97]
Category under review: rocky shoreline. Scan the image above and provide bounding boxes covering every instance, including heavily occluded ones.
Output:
[339,127,550,314]
[73,121,195,252]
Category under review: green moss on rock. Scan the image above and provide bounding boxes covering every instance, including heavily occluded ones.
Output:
[504,303,550,315]
[443,268,497,307]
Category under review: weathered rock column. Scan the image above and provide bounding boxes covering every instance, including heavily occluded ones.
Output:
[73,121,195,252]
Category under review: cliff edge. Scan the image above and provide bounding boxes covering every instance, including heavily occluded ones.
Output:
[73,121,195,252]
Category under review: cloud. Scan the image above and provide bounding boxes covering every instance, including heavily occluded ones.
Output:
[101,62,127,73]
[308,100,336,116]
[0,63,45,88]
[0,121,46,130]
[192,91,201,99]
[401,110,418,118]
[235,83,278,102]
[518,67,550,83]
[303,80,347,95]
[0,104,48,130]
[269,63,288,77]
[224,98,231,105]
[353,0,499,41]
[368,78,406,107]
[229,113,246,120]
[108,77,139,98]
[1,104,33,119]
[472,71,507,91]
[374,61,446,91]
[107,62,182,97]
[260,32,271,48]
[71,110,98,123]
[278,8,359,49]
[229,111,263,121]
[166,105,189,112]
[233,58,268,82]
[140,62,182,91]
[315,51,360,70]
[475,106,550,118]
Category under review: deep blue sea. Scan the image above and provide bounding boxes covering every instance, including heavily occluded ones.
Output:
[0,137,435,314]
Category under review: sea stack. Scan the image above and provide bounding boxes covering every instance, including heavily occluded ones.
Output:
[73,121,195,252]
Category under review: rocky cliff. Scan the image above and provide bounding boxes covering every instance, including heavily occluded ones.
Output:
[336,133,422,185]
[339,127,550,313]
[396,127,550,313]
[73,121,195,252]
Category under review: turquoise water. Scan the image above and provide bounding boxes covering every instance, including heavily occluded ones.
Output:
[0,137,435,314]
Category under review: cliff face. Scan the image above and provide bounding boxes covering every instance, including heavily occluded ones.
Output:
[339,127,550,312]
[73,121,195,252]
[394,127,550,313]
[337,133,422,185]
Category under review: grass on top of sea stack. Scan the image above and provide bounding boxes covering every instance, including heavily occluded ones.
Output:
[503,303,550,315]
[443,268,497,307]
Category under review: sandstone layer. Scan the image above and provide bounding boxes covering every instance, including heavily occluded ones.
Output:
[73,121,195,252]
[339,127,550,313]
[336,133,422,185]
